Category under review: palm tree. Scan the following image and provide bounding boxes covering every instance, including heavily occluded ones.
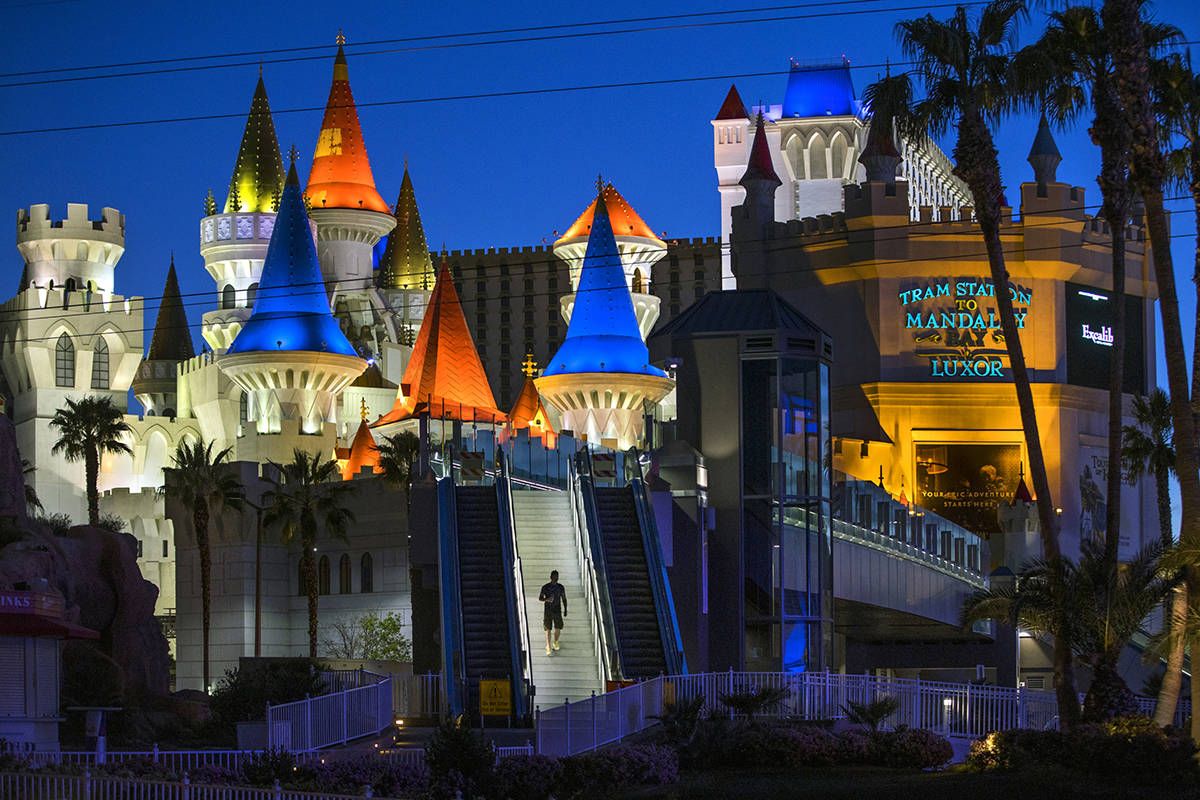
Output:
[1105,0,1200,741]
[864,0,1080,726]
[1015,10,1176,570]
[1123,389,1176,549]
[21,459,42,515]
[166,439,244,693]
[375,430,420,506]
[49,395,132,525]
[263,449,356,657]
[964,539,1175,720]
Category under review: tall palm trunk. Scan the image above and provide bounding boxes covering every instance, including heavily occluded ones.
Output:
[194,503,211,693]
[954,109,1080,728]
[302,525,319,658]
[1154,586,1187,726]
[85,447,100,526]
[1103,224,1126,567]
[1105,0,1200,741]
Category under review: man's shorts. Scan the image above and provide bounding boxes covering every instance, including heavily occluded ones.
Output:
[544,606,563,631]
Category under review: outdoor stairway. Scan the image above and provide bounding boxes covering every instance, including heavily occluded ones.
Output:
[511,489,605,708]
[594,486,668,678]
[454,486,517,685]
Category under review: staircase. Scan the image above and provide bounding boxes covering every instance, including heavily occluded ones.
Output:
[454,486,516,682]
[511,489,604,708]
[594,486,668,678]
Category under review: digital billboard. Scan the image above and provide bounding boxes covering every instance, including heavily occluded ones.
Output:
[914,443,1023,536]
[1065,283,1145,394]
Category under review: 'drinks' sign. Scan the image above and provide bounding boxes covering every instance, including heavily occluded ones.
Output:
[899,279,1032,378]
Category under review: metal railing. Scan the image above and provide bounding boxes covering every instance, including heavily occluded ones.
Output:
[396,673,442,720]
[575,449,624,681]
[534,670,1192,757]
[568,454,616,688]
[496,455,533,721]
[10,749,320,772]
[266,676,393,751]
[0,771,397,800]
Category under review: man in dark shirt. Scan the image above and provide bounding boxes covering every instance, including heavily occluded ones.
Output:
[539,570,567,655]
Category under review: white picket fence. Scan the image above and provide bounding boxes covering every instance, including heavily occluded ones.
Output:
[12,749,298,773]
[266,677,394,751]
[534,670,1192,757]
[0,771,396,800]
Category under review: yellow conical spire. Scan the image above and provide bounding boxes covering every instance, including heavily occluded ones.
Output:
[378,165,433,290]
[224,73,286,214]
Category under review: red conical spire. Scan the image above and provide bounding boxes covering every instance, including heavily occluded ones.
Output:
[715,84,749,120]
[376,262,504,424]
[740,112,781,187]
[306,34,390,214]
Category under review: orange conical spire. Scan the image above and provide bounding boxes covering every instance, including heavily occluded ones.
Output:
[509,375,555,438]
[306,34,390,214]
[376,262,504,424]
[342,416,382,480]
[556,183,664,246]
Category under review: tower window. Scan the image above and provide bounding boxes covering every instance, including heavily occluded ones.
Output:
[55,333,75,388]
[339,554,352,594]
[239,391,248,422]
[476,280,486,296]
[318,555,331,595]
[247,283,259,308]
[221,285,236,310]
[548,276,559,291]
[90,337,109,390]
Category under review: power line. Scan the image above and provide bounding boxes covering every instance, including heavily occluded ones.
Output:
[0,213,1189,345]
[0,189,1185,326]
[0,1,943,82]
[1,188,1185,327]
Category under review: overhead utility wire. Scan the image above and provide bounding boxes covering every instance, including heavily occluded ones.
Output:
[2,224,1189,345]
[0,2,995,91]
[5,32,1197,137]
[1,190,1184,327]
[0,1,944,80]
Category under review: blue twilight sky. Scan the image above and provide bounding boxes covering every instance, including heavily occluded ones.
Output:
[1,3,1197,391]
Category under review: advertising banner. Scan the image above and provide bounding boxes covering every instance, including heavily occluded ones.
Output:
[1077,444,1139,561]
[914,443,1022,536]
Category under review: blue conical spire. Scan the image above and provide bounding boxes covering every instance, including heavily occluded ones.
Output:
[227,154,357,357]
[542,187,665,378]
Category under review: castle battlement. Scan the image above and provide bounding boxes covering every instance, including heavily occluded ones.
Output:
[17,203,125,244]
[0,287,139,317]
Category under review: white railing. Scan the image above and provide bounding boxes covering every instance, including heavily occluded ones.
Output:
[395,673,441,719]
[534,671,1192,757]
[0,771,393,800]
[267,676,393,751]
[571,470,612,687]
[10,749,311,772]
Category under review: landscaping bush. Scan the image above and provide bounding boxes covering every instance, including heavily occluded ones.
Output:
[492,754,562,800]
[288,755,428,796]
[92,757,179,782]
[968,718,1198,778]
[874,727,954,769]
[206,660,324,744]
[240,748,297,787]
[560,744,678,798]
[187,764,239,786]
[424,718,495,800]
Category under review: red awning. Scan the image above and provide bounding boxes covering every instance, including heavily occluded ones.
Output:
[0,615,99,640]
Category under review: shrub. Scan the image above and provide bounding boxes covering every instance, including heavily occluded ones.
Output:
[206,660,324,744]
[875,728,954,769]
[187,764,239,786]
[93,757,179,782]
[650,695,706,746]
[95,513,127,533]
[968,719,1197,778]
[560,744,677,798]
[717,687,792,720]
[424,718,495,799]
[37,512,73,536]
[240,748,297,787]
[492,754,562,800]
[841,696,901,732]
[288,755,428,796]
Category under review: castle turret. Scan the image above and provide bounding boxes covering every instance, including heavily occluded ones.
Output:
[16,203,125,294]
[306,34,396,297]
[712,84,753,290]
[537,184,673,449]
[376,163,434,340]
[858,113,902,183]
[200,72,289,352]
[740,111,782,224]
[132,257,194,416]
[553,182,665,339]
[1027,113,1062,189]
[220,156,366,436]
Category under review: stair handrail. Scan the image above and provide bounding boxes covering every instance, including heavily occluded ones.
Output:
[567,452,616,686]
[627,448,688,676]
[576,448,625,681]
[496,452,533,720]
[436,475,468,718]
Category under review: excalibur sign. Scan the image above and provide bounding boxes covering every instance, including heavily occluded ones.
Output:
[900,278,1034,378]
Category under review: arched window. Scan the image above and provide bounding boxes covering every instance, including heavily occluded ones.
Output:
[55,333,75,388]
[90,337,109,390]
[339,554,352,594]
[221,285,236,310]
[831,134,848,180]
[809,134,828,180]
[246,282,259,308]
[239,391,248,422]
[361,553,374,593]
[65,278,77,293]
[318,555,331,595]
[631,269,644,294]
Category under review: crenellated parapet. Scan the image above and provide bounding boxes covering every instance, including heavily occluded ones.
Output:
[16,203,125,294]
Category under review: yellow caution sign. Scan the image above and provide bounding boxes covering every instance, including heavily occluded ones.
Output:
[479,679,512,716]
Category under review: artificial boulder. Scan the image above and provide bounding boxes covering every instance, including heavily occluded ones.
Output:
[0,415,27,519]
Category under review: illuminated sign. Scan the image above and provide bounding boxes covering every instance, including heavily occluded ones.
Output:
[1064,283,1145,394]
[899,279,1032,378]
[1081,324,1114,346]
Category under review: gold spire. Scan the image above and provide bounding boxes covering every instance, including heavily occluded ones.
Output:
[360,397,369,421]
[522,353,538,377]
[378,165,434,290]
[336,29,346,46]
[224,71,286,214]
